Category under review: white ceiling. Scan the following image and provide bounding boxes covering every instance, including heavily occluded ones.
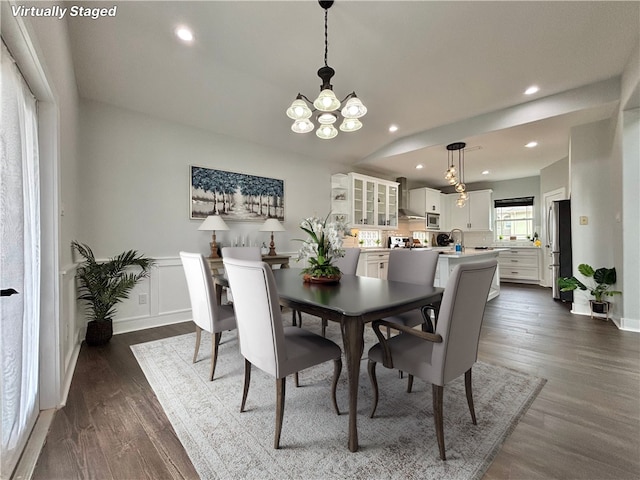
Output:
[65,1,639,188]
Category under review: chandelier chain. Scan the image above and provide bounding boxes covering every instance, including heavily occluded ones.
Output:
[323,8,329,67]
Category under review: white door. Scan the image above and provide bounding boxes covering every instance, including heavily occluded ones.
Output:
[1,42,41,477]
[542,188,566,287]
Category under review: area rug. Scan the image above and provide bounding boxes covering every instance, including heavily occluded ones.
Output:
[132,315,545,480]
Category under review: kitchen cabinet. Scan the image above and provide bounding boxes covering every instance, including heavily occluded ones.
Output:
[409,187,441,215]
[439,193,450,232]
[356,250,389,279]
[498,248,540,283]
[446,189,493,231]
[331,173,398,229]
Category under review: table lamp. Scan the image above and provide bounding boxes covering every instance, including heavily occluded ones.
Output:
[259,218,285,256]
[198,215,230,258]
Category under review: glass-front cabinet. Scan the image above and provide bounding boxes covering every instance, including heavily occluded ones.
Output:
[331,173,398,229]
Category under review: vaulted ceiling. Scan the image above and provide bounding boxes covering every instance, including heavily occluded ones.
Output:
[66,1,639,187]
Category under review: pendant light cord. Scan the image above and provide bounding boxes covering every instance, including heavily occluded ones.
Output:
[324,8,329,67]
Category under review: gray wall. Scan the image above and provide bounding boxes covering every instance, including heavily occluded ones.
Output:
[78,100,344,258]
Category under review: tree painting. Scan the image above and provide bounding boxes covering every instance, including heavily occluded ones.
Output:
[190,166,284,221]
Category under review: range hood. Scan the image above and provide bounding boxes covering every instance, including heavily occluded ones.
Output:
[396,177,425,220]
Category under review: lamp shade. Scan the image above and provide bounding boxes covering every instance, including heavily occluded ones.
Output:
[313,89,341,112]
[198,215,230,231]
[316,124,338,139]
[341,96,367,119]
[259,218,285,232]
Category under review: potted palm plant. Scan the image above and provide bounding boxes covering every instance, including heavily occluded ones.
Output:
[73,241,155,345]
[558,264,621,317]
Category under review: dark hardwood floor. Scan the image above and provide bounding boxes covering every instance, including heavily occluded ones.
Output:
[32,284,640,480]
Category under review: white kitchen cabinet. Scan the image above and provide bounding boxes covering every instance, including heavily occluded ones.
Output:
[498,248,540,283]
[331,173,398,229]
[356,251,389,279]
[409,187,441,215]
[446,189,493,231]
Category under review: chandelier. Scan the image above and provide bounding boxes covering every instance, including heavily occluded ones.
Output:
[445,142,468,208]
[285,0,367,140]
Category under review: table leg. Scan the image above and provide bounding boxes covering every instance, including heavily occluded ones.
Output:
[215,282,223,306]
[340,317,365,452]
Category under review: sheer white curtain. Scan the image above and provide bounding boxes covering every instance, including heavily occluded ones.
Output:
[1,40,41,477]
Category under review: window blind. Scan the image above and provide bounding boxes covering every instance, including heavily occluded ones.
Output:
[494,196,534,208]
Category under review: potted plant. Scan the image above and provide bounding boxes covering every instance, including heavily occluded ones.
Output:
[558,264,621,317]
[295,213,345,283]
[73,241,155,345]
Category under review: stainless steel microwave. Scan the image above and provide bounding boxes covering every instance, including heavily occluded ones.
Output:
[426,213,440,230]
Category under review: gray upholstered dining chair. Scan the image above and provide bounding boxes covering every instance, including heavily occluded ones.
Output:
[179,251,237,381]
[223,257,343,449]
[367,259,498,460]
[384,249,440,332]
[293,247,361,336]
[221,246,262,261]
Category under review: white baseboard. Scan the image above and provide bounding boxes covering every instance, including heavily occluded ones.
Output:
[113,309,192,335]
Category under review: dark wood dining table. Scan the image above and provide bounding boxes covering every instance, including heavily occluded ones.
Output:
[271,268,444,452]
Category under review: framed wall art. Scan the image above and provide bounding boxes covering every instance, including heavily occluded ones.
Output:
[190,165,285,221]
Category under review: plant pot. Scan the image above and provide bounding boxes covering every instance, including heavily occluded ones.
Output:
[85,320,113,346]
[303,274,341,284]
[589,300,610,320]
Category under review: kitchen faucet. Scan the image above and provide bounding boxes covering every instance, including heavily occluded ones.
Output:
[450,228,464,251]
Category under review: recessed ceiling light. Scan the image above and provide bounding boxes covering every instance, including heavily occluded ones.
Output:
[482,170,489,175]
[416,164,424,169]
[388,125,398,133]
[525,141,538,148]
[175,26,194,43]
[524,85,539,95]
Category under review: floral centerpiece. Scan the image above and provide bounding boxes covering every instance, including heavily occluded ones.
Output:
[296,213,346,283]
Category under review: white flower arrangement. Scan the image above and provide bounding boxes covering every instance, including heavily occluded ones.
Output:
[296,213,347,277]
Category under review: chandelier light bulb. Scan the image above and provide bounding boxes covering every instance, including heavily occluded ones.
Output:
[341,97,367,119]
[459,191,469,200]
[318,112,338,125]
[314,89,341,112]
[339,118,362,132]
[449,165,457,176]
[316,124,338,139]
[286,99,312,120]
[456,198,466,208]
[448,176,459,186]
[291,119,314,133]
[455,182,466,193]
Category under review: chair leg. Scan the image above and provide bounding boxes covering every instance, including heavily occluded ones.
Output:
[331,358,342,415]
[274,377,286,449]
[193,325,202,363]
[407,374,414,393]
[465,368,477,425]
[367,359,379,418]
[294,372,299,387]
[240,359,251,413]
[209,332,222,381]
[432,384,446,461]
[291,309,302,328]
[321,318,328,337]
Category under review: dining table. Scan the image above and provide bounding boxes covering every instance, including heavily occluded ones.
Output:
[270,268,444,452]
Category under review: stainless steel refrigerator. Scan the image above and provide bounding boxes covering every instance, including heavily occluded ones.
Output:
[548,199,573,301]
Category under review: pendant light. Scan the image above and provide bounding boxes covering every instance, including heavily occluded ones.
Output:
[445,142,467,207]
[285,1,367,139]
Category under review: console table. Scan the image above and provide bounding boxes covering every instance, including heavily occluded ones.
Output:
[207,254,290,275]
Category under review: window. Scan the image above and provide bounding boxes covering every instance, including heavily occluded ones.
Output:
[494,197,534,240]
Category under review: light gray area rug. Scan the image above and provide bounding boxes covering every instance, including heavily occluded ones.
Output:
[132,315,545,480]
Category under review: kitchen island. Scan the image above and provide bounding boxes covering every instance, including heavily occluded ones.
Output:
[435,248,505,300]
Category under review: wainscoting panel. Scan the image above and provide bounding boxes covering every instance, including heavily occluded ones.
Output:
[112,257,192,335]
